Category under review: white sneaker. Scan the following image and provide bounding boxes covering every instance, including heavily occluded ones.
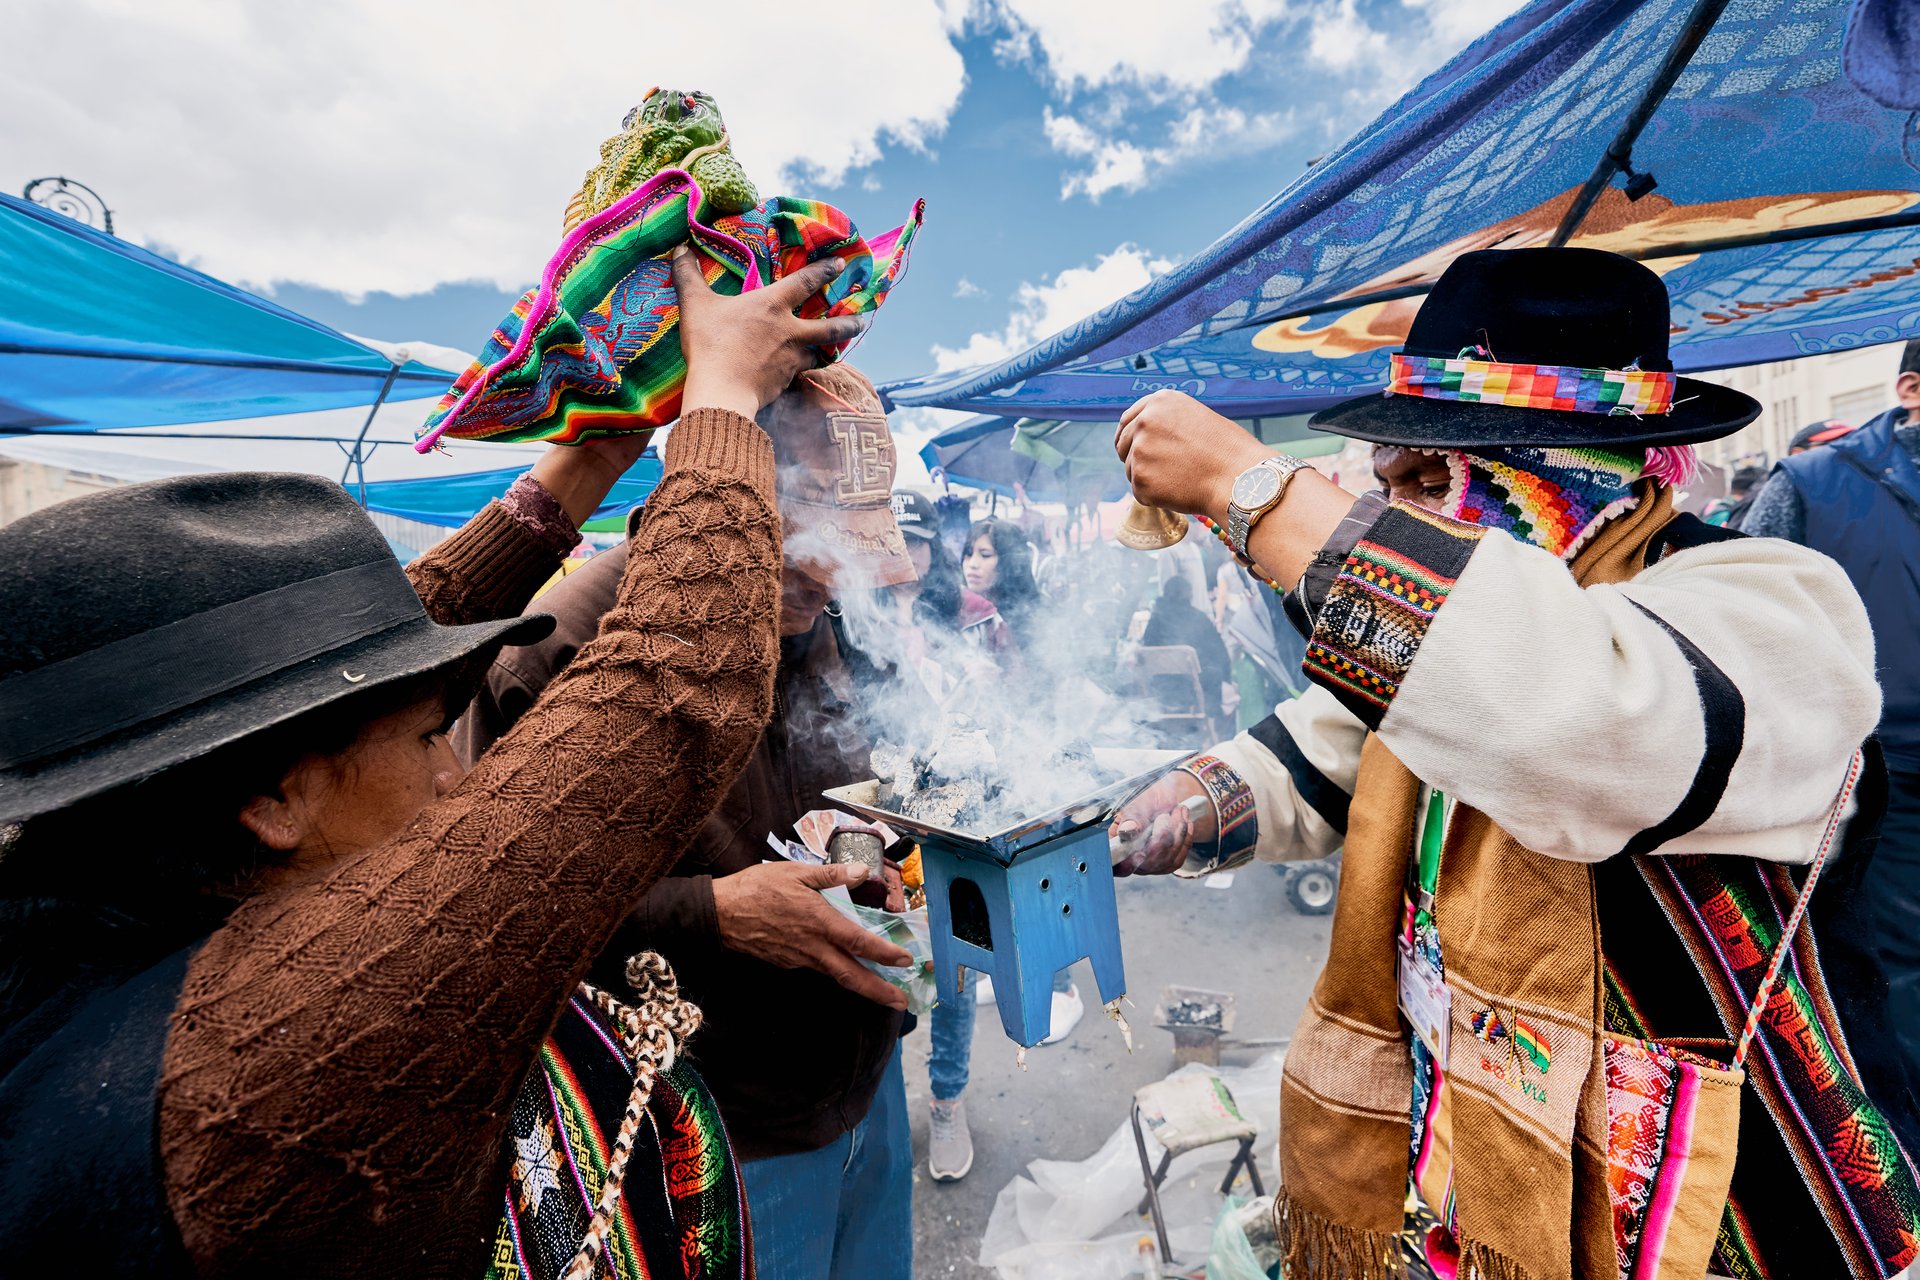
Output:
[974,974,995,1006]
[928,1096,974,1181]
[1041,983,1085,1045]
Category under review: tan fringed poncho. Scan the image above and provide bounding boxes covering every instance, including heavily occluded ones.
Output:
[1277,489,1725,1280]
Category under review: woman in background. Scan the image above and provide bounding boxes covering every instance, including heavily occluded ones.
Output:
[961,517,1041,650]
[891,494,1013,662]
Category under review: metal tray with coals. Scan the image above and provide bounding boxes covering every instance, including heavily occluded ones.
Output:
[822,748,1191,868]
[824,747,1191,1046]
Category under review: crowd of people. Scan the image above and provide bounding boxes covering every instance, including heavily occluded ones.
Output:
[3,243,1919,1280]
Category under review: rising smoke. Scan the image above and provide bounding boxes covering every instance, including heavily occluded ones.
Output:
[787,511,1176,835]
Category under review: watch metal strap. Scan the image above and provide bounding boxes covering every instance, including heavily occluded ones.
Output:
[1228,456,1306,561]
[1227,503,1253,559]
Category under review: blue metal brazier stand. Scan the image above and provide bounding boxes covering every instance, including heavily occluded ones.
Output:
[920,823,1123,1046]
[825,757,1181,1048]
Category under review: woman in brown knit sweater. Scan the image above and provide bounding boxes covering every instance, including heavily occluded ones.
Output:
[0,249,864,1275]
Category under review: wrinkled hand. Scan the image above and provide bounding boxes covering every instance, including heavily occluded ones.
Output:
[671,247,866,419]
[1114,390,1271,518]
[1109,771,1213,877]
[712,861,912,1010]
[881,859,907,914]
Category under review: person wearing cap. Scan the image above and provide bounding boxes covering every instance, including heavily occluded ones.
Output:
[887,489,1014,661]
[0,251,862,1273]
[1787,417,1860,455]
[1744,339,1920,1163]
[1111,249,1920,1280]
[457,362,922,1280]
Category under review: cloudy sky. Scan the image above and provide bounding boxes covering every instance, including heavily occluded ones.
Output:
[3,0,1523,425]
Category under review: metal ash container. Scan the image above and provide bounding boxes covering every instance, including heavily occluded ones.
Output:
[824,754,1186,1048]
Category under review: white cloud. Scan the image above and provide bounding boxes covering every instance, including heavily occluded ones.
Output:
[952,276,986,299]
[931,243,1175,371]
[986,0,1292,94]
[1299,0,1527,92]
[1047,104,1295,200]
[0,0,966,299]
[1404,0,1529,48]
[888,405,972,487]
[1307,0,1392,73]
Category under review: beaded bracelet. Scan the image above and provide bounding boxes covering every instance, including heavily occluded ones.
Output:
[1195,515,1285,594]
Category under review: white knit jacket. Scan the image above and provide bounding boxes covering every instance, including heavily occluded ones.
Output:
[1210,530,1880,866]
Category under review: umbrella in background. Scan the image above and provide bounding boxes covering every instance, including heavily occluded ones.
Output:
[885,0,1920,420]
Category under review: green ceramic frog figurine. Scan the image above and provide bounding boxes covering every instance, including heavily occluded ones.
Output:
[564,87,760,230]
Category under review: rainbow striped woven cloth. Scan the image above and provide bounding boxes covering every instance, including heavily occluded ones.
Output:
[417,167,923,450]
[1386,352,1674,417]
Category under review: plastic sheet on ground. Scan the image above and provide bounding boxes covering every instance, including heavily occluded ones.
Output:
[976,1050,1285,1279]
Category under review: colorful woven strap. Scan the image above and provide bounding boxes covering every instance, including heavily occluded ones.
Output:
[1180,753,1258,868]
[1732,749,1863,1068]
[1386,352,1675,417]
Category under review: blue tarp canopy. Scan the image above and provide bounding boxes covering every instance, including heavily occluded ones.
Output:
[885,0,1920,420]
[0,191,452,431]
[360,454,665,531]
[0,191,665,540]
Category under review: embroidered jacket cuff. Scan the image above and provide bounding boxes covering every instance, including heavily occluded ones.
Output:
[1302,500,1485,729]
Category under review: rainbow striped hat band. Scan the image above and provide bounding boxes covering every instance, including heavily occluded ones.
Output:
[1386,350,1675,418]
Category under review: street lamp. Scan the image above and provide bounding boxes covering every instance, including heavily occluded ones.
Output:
[22,177,113,235]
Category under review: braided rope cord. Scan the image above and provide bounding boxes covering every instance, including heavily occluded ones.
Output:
[1731,749,1863,1068]
[560,952,705,1280]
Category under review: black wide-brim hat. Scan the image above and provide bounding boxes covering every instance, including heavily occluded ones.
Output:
[1310,248,1760,449]
[0,472,554,823]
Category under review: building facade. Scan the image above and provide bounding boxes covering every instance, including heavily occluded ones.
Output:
[1699,344,1905,468]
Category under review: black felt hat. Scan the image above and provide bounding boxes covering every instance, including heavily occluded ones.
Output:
[0,472,555,823]
[1310,248,1760,448]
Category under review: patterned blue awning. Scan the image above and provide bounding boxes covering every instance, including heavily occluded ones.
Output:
[885,0,1920,421]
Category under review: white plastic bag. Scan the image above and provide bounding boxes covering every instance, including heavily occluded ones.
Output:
[978,1051,1285,1279]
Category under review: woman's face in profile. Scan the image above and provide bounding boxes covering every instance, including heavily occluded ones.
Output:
[237,694,462,892]
[963,534,999,593]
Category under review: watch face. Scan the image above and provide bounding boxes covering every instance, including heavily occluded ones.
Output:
[1233,463,1282,509]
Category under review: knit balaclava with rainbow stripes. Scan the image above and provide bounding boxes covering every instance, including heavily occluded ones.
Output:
[1441,445,1648,559]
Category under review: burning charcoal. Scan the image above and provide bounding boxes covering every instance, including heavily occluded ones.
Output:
[901,783,974,828]
[871,741,931,810]
[1164,997,1225,1030]
[871,741,911,784]
[1052,741,1098,770]
[928,728,995,782]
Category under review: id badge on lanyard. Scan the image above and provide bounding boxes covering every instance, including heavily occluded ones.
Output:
[1397,787,1451,1061]
[1398,938,1451,1061]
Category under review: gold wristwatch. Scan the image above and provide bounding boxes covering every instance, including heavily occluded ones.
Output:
[1225,455,1309,563]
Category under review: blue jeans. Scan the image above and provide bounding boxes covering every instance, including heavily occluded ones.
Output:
[928,966,1074,1101]
[739,1044,911,1280]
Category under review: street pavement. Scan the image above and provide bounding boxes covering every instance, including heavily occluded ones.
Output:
[902,862,1335,1278]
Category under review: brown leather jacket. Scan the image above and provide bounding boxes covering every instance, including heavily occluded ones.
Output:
[457,543,902,1160]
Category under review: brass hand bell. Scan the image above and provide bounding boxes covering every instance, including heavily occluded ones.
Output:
[1115,500,1189,550]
